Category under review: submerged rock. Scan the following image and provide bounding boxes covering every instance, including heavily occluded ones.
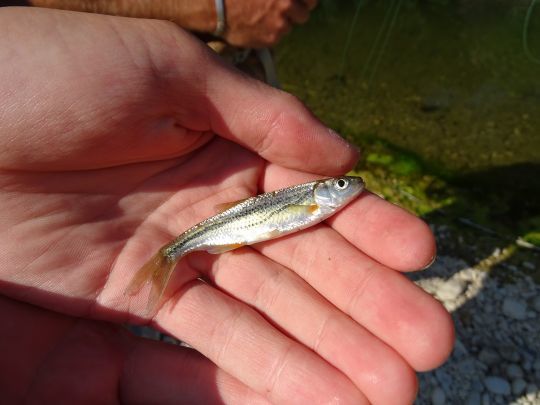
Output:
[502,298,527,320]
[484,376,511,396]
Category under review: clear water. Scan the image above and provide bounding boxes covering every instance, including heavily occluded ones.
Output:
[276,0,540,181]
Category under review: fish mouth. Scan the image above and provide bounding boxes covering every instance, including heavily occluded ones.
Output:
[345,175,365,192]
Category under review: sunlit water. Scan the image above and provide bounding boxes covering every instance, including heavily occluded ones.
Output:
[276,0,540,179]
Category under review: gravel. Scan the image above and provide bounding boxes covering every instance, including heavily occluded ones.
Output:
[502,298,528,320]
[431,386,446,405]
[485,376,511,396]
[409,246,540,405]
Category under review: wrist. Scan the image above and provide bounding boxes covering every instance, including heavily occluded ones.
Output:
[26,0,220,34]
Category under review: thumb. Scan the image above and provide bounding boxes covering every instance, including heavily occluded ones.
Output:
[202,58,360,175]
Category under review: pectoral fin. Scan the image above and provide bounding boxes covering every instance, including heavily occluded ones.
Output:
[206,243,246,254]
[258,229,282,240]
[287,204,320,215]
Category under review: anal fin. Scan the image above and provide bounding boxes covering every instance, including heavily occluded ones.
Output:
[206,243,246,254]
[257,229,281,240]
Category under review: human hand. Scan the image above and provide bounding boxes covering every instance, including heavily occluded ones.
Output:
[221,0,317,47]
[0,7,453,404]
[25,0,317,48]
[1,294,264,403]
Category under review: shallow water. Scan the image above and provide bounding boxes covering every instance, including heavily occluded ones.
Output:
[276,0,540,178]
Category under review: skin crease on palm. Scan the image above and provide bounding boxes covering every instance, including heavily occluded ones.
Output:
[0,7,454,405]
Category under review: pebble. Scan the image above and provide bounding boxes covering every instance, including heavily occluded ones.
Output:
[523,261,536,270]
[431,386,446,405]
[533,296,540,312]
[465,390,481,405]
[502,297,528,320]
[526,383,538,400]
[505,363,524,379]
[404,251,540,404]
[484,376,511,396]
[478,348,500,366]
[498,345,520,362]
[436,278,466,301]
[512,378,527,395]
[453,338,469,358]
[435,368,453,391]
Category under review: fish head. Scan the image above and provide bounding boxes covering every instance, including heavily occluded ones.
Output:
[313,176,365,210]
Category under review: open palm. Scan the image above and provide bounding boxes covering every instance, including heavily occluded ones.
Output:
[0,7,454,404]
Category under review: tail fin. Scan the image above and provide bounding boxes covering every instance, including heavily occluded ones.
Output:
[125,250,177,314]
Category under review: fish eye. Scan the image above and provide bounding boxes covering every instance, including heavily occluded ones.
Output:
[335,178,349,190]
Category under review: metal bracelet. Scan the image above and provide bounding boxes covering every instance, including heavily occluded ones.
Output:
[213,0,226,37]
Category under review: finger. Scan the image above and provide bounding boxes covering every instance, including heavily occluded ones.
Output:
[0,8,357,174]
[253,224,454,372]
[153,280,367,404]
[262,164,437,271]
[123,336,269,404]
[202,63,359,176]
[286,2,311,24]
[187,249,418,404]
[0,295,266,404]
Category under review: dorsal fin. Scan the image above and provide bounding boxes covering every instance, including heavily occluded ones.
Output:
[214,197,251,213]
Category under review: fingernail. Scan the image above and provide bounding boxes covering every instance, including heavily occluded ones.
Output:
[421,254,437,270]
[328,128,361,155]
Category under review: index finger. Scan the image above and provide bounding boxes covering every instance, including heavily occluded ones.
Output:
[261,164,436,271]
[203,57,359,175]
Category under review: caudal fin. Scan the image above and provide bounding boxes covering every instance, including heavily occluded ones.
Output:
[125,250,177,314]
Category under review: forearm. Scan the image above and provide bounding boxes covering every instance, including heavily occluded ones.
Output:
[25,0,217,33]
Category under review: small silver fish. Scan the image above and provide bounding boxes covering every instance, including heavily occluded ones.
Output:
[126,176,365,312]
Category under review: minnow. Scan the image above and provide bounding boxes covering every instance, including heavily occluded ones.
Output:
[126,176,365,312]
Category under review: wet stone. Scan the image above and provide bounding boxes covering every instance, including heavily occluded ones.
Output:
[526,383,538,401]
[465,390,482,405]
[502,298,527,320]
[522,261,536,270]
[435,368,453,391]
[431,386,446,405]
[478,348,500,366]
[453,338,469,358]
[484,376,511,396]
[498,345,520,362]
[505,363,523,379]
[511,378,527,396]
[533,296,540,313]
